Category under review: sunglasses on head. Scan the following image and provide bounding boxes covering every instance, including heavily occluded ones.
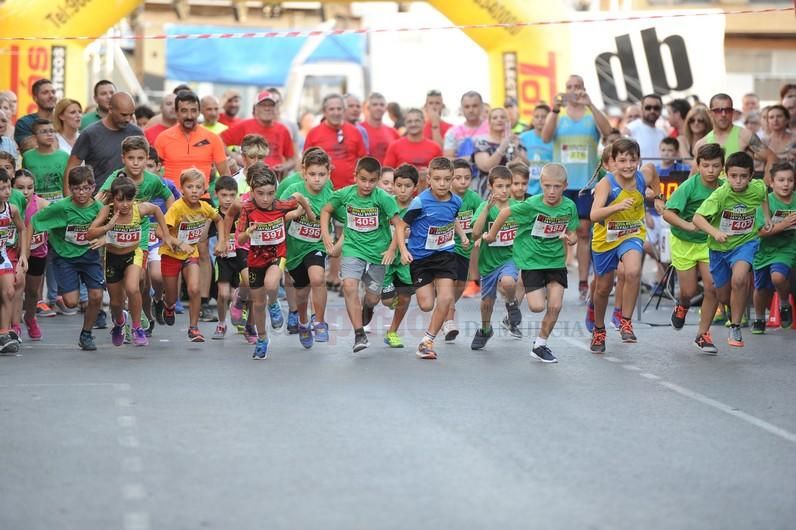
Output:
[644,105,661,112]
[711,107,733,115]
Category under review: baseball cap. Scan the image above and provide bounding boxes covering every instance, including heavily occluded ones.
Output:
[256,90,277,105]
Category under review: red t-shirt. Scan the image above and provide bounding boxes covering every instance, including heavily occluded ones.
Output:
[304,122,367,189]
[236,198,298,268]
[144,124,168,146]
[218,114,243,128]
[220,119,295,168]
[383,137,443,170]
[361,121,399,164]
[423,120,453,142]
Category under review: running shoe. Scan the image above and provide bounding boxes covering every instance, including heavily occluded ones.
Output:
[590,327,607,354]
[200,303,218,322]
[269,302,284,330]
[471,327,494,350]
[0,334,18,354]
[132,327,148,347]
[36,301,56,318]
[94,309,108,329]
[353,332,369,353]
[578,281,589,303]
[188,326,205,343]
[384,331,404,348]
[751,319,766,335]
[531,344,558,363]
[153,299,166,325]
[416,339,437,359]
[236,306,250,334]
[584,303,595,333]
[230,291,244,327]
[145,319,155,338]
[462,280,480,298]
[505,301,522,327]
[362,304,375,327]
[111,320,125,347]
[314,322,329,342]
[163,305,176,326]
[55,297,78,316]
[442,320,459,343]
[671,304,688,330]
[298,323,314,349]
[725,313,749,328]
[123,311,132,344]
[501,316,523,339]
[140,312,150,333]
[175,300,185,314]
[780,304,793,329]
[79,331,96,351]
[8,329,21,346]
[619,318,637,343]
[243,324,258,345]
[610,308,622,330]
[287,311,299,335]
[727,326,744,347]
[253,338,269,360]
[694,332,718,355]
[713,306,728,325]
[25,318,42,341]
[212,323,227,340]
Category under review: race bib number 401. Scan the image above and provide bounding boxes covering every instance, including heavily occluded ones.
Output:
[106,224,142,248]
[425,223,455,250]
[718,210,755,236]
[177,220,206,245]
[605,220,642,242]
[250,218,286,246]
[346,206,379,233]
[288,217,322,242]
[65,224,90,245]
[531,214,569,238]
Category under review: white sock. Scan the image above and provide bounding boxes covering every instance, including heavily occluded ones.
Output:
[533,337,547,348]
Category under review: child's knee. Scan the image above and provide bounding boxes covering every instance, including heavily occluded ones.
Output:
[88,289,104,303]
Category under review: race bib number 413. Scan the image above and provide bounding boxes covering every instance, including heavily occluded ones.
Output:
[718,210,755,236]
[65,224,90,245]
[489,222,518,247]
[531,214,569,238]
[346,206,379,233]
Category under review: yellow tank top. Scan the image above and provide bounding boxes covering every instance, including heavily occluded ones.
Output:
[106,202,144,249]
[592,172,647,252]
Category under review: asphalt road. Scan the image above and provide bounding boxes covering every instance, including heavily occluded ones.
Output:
[1,280,795,530]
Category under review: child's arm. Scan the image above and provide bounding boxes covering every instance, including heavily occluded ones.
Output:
[86,205,116,240]
[471,198,496,240]
[482,205,510,244]
[392,216,412,265]
[290,192,316,222]
[760,212,796,237]
[212,214,228,257]
[760,198,772,230]
[139,202,183,252]
[641,163,664,214]
[561,229,578,246]
[454,219,470,250]
[692,213,727,243]
[590,178,633,222]
[10,205,28,273]
[320,205,335,255]
[382,237,398,265]
[236,210,252,246]
[662,209,697,233]
[223,199,242,242]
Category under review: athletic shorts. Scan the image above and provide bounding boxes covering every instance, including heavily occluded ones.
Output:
[480,260,519,300]
[27,255,47,277]
[564,189,594,220]
[709,239,759,289]
[453,253,470,282]
[52,250,105,293]
[341,256,385,294]
[216,249,247,288]
[592,238,644,276]
[410,252,457,289]
[249,262,280,289]
[670,235,709,271]
[521,268,568,293]
[160,254,199,278]
[382,264,414,300]
[288,251,327,289]
[753,263,792,291]
[105,249,144,284]
[147,247,162,263]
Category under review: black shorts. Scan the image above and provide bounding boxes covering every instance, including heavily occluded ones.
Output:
[410,252,458,289]
[563,189,594,220]
[454,253,470,282]
[105,251,139,284]
[381,276,414,300]
[248,261,279,289]
[216,249,247,288]
[521,268,568,293]
[288,251,327,289]
[27,255,47,277]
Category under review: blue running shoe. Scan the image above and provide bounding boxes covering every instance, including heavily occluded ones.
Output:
[314,322,329,342]
[269,302,284,330]
[175,300,185,314]
[287,310,299,335]
[298,322,313,349]
[585,303,595,333]
[611,308,622,330]
[253,337,269,360]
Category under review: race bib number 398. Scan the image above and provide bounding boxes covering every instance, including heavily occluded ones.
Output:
[531,214,569,239]
[425,223,455,250]
[346,206,379,233]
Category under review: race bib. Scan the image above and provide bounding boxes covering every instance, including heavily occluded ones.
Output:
[0,226,15,246]
[489,222,518,247]
[177,220,206,245]
[718,209,755,236]
[457,210,474,234]
[249,218,285,246]
[605,220,642,242]
[425,223,455,250]
[106,224,142,248]
[288,216,322,242]
[65,224,90,245]
[531,214,569,239]
[39,190,63,201]
[30,231,47,250]
[772,209,796,231]
[561,144,589,165]
[346,206,379,233]
[148,228,159,245]
[225,234,237,258]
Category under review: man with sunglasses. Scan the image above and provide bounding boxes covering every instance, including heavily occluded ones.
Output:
[694,93,777,183]
[627,94,666,164]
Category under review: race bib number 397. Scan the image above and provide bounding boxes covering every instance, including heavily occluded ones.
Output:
[346,206,379,233]
[250,218,286,246]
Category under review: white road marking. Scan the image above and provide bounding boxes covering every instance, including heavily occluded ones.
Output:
[603,356,623,363]
[115,383,131,391]
[561,337,591,352]
[122,483,147,500]
[118,435,139,448]
[622,365,642,371]
[641,373,661,380]
[116,397,132,407]
[117,416,137,428]
[124,512,150,530]
[0,382,121,388]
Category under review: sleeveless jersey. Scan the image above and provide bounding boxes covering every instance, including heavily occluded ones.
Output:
[705,126,742,158]
[592,171,647,253]
[106,203,145,250]
[0,203,14,272]
[26,194,48,258]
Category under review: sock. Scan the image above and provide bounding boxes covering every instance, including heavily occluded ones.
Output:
[594,326,605,332]
[482,325,491,333]
[81,328,91,335]
[424,331,436,343]
[534,337,547,348]
[132,320,141,329]
[731,324,740,329]
[613,306,622,315]
[355,327,365,337]
[579,281,588,288]
[201,297,209,305]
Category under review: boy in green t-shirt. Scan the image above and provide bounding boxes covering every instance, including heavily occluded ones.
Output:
[0,168,28,354]
[380,164,418,348]
[284,149,335,347]
[320,157,408,353]
[751,162,796,332]
[471,166,521,350]
[31,166,106,351]
[663,143,725,354]
[22,119,69,202]
[484,163,578,363]
[443,158,483,343]
[97,136,174,206]
[693,152,771,348]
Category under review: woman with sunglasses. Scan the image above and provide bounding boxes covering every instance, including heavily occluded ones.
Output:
[680,105,712,160]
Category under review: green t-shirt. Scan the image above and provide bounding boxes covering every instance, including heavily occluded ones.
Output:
[79,111,102,131]
[101,169,174,203]
[385,205,411,284]
[9,188,26,215]
[328,185,399,264]
[276,171,303,200]
[695,179,767,252]
[665,174,724,243]
[283,180,334,270]
[454,189,483,258]
[22,149,69,201]
[475,199,518,276]
[509,195,579,270]
[31,197,101,258]
[754,193,796,269]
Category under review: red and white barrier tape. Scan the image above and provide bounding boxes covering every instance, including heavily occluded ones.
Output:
[0,6,792,41]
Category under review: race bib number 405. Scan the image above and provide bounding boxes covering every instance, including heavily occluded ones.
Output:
[288,216,322,242]
[106,224,142,248]
[177,220,206,245]
[605,220,642,242]
[425,223,455,250]
[65,224,90,245]
[489,222,518,247]
[531,214,569,238]
[346,206,379,233]
[250,218,286,246]
[718,210,755,236]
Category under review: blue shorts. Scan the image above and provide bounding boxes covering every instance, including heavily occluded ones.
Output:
[52,250,106,294]
[480,260,519,300]
[753,263,791,290]
[591,238,643,277]
[709,240,759,289]
[564,189,594,220]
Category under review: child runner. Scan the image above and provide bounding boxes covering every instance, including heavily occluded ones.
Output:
[379,166,395,194]
[693,152,771,347]
[88,177,177,347]
[22,119,68,202]
[508,160,531,201]
[160,168,228,342]
[663,143,724,353]
[0,168,28,353]
[471,166,521,349]
[589,139,663,353]
[321,156,407,353]
[237,163,312,359]
[403,157,469,359]
[484,163,578,363]
[211,176,245,339]
[751,161,795,333]
[30,166,105,350]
